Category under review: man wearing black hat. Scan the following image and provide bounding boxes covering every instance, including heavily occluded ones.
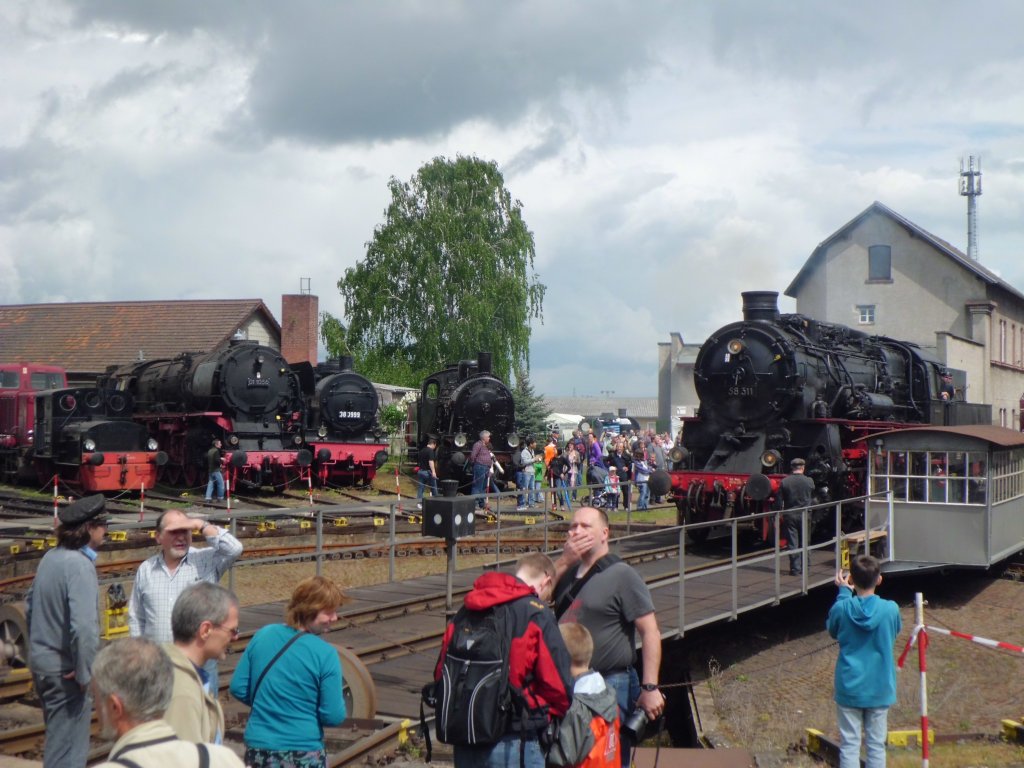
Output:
[27,494,109,768]
[776,458,816,576]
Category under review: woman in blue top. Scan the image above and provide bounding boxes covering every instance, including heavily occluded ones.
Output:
[230,576,349,768]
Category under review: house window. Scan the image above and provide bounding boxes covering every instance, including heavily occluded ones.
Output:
[868,245,892,280]
[857,305,876,324]
[999,319,1007,362]
[1000,407,1007,427]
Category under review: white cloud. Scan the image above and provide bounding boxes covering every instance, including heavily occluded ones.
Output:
[3,0,1024,401]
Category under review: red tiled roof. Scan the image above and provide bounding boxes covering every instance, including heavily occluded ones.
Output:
[0,299,280,372]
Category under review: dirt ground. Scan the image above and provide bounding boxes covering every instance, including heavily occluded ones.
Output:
[684,569,1024,764]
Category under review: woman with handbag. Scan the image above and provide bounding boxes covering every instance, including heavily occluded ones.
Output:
[230,576,349,768]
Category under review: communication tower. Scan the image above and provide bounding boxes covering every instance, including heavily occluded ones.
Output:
[959,155,982,261]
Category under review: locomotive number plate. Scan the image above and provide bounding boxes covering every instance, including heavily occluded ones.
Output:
[727,386,757,397]
[337,411,362,418]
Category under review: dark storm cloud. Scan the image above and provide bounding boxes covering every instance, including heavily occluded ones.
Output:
[65,0,676,144]
[87,63,182,110]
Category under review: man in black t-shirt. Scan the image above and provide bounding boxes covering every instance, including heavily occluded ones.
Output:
[416,437,439,509]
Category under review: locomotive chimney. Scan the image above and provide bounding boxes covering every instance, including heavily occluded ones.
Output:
[618,408,627,418]
[281,281,319,365]
[742,291,780,322]
[339,355,354,371]
[477,351,492,375]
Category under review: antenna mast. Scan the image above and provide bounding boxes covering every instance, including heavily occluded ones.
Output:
[959,155,982,261]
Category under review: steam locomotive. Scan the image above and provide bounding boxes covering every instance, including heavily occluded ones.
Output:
[408,352,518,488]
[668,291,990,540]
[297,356,389,487]
[104,339,309,490]
[1,363,167,492]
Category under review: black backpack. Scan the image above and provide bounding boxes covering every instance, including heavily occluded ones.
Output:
[429,603,514,745]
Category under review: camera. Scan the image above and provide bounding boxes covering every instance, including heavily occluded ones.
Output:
[621,709,649,741]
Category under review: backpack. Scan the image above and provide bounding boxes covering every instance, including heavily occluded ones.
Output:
[429,603,515,745]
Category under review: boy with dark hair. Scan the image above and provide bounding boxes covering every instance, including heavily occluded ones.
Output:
[827,555,902,768]
[548,624,620,768]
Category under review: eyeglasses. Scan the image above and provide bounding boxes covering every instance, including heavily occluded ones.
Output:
[212,623,240,638]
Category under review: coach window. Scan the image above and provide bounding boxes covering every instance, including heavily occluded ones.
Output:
[928,452,948,503]
[857,305,876,325]
[868,245,892,281]
[990,449,1024,504]
[967,453,987,504]
[0,371,18,388]
[908,451,928,501]
[30,372,63,389]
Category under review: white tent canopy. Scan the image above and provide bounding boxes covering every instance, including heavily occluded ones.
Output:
[545,412,584,440]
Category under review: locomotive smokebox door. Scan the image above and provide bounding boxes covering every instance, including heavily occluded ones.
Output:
[422,496,476,539]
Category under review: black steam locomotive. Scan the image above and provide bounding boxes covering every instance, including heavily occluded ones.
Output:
[298,356,389,486]
[668,291,990,539]
[408,352,518,488]
[104,339,309,489]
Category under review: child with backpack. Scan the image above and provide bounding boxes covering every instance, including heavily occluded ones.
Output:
[548,623,620,768]
[428,553,573,768]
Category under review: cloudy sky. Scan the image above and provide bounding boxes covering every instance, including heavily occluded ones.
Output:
[4,1,1024,397]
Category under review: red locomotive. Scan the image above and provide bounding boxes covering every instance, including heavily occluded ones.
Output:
[1,362,166,492]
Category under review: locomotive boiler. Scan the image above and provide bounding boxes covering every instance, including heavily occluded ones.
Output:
[669,291,990,540]
[409,352,519,488]
[105,339,309,490]
[301,356,389,487]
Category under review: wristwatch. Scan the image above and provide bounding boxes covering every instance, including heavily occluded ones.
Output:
[640,683,659,692]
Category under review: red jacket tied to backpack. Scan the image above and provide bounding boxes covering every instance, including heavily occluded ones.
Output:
[434,572,573,735]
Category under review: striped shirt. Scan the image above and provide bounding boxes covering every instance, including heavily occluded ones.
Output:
[128,528,243,643]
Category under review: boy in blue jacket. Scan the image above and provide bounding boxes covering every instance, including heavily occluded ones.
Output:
[827,554,902,768]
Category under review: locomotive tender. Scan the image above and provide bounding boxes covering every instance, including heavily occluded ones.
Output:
[409,352,518,488]
[1,362,166,492]
[670,291,990,540]
[298,356,389,487]
[104,339,310,490]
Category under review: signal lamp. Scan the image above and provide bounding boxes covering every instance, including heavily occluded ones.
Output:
[760,449,782,469]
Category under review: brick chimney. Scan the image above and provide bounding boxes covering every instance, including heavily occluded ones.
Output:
[281,292,319,364]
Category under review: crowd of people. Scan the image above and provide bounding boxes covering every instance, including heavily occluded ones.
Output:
[416,427,680,513]
[27,495,349,768]
[28,467,899,768]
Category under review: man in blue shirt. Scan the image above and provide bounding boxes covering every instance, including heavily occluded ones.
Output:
[827,555,902,768]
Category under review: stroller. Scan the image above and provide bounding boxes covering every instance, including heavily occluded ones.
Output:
[585,467,620,510]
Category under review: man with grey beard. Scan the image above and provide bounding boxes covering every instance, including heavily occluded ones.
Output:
[92,638,243,768]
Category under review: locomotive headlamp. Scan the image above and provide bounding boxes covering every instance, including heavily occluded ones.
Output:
[318,425,329,438]
[760,449,782,469]
[727,339,745,355]
[228,434,240,446]
[147,438,159,451]
[292,434,304,446]
[507,433,520,448]
[83,438,97,452]
[454,432,468,448]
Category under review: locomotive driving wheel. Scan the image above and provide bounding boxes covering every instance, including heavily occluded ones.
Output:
[331,644,377,719]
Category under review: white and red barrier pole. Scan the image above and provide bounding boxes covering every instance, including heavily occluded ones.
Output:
[225,474,231,514]
[308,470,314,508]
[916,593,930,768]
[395,466,402,512]
[52,474,59,527]
[139,482,146,522]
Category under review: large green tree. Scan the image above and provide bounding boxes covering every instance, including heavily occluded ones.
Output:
[334,155,545,386]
